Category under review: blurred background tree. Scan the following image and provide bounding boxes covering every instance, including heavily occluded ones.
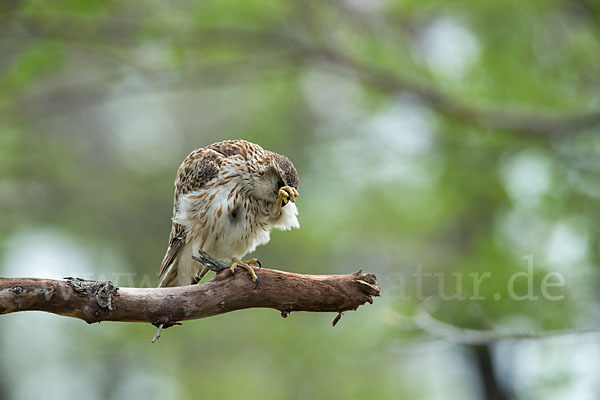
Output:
[1,0,600,399]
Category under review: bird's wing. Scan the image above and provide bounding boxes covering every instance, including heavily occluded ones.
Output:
[158,147,225,284]
[206,139,261,158]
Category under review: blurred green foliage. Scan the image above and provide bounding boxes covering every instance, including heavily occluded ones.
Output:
[1,0,600,399]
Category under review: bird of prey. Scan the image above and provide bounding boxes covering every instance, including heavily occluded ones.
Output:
[158,140,299,287]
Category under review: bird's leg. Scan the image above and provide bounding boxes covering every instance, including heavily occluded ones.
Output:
[229,257,260,288]
[192,250,229,272]
[241,258,262,270]
[193,250,261,288]
[276,186,299,207]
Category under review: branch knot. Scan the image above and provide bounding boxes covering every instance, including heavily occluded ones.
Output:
[66,278,119,311]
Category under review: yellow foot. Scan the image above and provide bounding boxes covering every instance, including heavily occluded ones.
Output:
[277,186,299,207]
[229,258,261,288]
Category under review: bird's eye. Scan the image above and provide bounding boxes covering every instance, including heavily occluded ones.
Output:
[277,178,285,188]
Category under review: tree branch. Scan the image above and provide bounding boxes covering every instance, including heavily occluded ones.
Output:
[0,268,380,329]
[383,307,600,345]
[10,17,600,136]
[309,46,600,137]
[412,307,600,345]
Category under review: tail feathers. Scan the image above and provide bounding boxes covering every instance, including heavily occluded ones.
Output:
[158,262,210,287]
[157,265,176,287]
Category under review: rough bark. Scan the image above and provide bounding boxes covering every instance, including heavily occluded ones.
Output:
[0,268,380,328]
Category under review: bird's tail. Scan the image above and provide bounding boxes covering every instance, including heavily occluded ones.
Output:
[158,262,210,287]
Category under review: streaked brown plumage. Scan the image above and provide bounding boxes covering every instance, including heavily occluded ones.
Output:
[158,140,299,287]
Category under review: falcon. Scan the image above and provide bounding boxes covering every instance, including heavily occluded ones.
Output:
[158,140,300,287]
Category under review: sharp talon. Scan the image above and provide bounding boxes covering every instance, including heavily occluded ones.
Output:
[277,186,299,208]
[229,259,260,287]
[250,270,258,284]
[256,259,262,270]
[254,277,259,289]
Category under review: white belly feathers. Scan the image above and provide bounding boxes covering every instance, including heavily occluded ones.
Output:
[173,182,299,263]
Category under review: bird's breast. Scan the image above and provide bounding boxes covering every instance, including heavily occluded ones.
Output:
[175,185,272,262]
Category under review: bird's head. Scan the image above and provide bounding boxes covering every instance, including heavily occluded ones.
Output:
[252,152,299,203]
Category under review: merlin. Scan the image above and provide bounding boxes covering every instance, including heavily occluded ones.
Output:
[158,140,300,287]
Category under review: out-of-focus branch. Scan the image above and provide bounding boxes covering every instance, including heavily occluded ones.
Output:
[7,15,600,136]
[410,307,600,345]
[0,268,380,329]
[307,46,600,136]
